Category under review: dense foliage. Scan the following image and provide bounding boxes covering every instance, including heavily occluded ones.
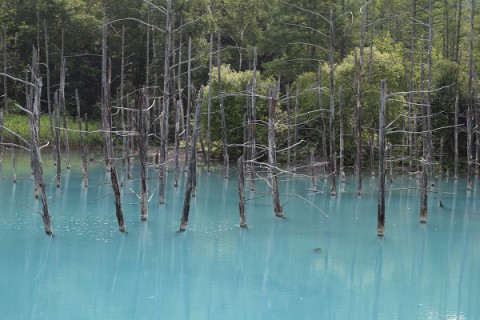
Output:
[1,0,479,167]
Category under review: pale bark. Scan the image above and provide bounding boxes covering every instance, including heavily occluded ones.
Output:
[237,155,247,228]
[76,89,88,187]
[217,32,229,179]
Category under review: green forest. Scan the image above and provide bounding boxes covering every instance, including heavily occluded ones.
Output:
[1,0,479,173]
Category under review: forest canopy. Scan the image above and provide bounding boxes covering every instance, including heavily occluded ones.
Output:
[1,0,479,167]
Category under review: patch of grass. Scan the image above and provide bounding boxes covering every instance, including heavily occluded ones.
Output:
[2,113,104,149]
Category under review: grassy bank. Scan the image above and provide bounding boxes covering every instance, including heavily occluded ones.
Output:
[2,113,104,149]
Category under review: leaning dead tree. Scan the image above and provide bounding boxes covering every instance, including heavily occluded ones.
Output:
[101,19,125,232]
[180,90,203,231]
[25,48,53,235]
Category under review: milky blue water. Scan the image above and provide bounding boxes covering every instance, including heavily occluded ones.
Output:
[1,153,479,319]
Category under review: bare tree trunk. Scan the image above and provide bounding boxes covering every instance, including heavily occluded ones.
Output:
[237,155,247,228]
[455,1,462,63]
[339,85,345,182]
[180,90,203,231]
[408,0,416,172]
[286,85,291,169]
[59,57,70,169]
[377,79,387,237]
[356,2,366,196]
[310,149,317,189]
[467,0,475,190]
[12,148,16,183]
[3,28,7,113]
[54,91,61,188]
[454,92,459,179]
[318,67,327,174]
[249,47,257,190]
[420,63,428,223]
[120,26,128,186]
[294,83,299,167]
[207,33,213,172]
[139,88,149,220]
[329,9,337,197]
[29,49,52,235]
[184,36,192,170]
[43,21,54,160]
[159,2,172,204]
[76,89,88,187]
[174,99,180,187]
[268,84,283,217]
[426,0,434,182]
[217,32,229,179]
[102,19,125,232]
[473,72,480,176]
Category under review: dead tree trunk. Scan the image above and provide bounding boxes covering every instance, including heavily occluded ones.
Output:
[180,90,203,231]
[159,2,172,204]
[174,99,180,187]
[310,149,317,189]
[184,36,192,170]
[294,83,299,167]
[120,26,127,186]
[318,67,327,174]
[12,148,16,183]
[329,9,337,197]
[54,92,61,188]
[3,28,7,113]
[356,3,367,196]
[207,33,213,172]
[377,79,387,237]
[473,72,480,176]
[102,20,125,232]
[426,0,434,181]
[59,57,70,169]
[420,64,429,223]
[339,85,345,182]
[249,47,257,190]
[286,85,291,168]
[217,32,229,179]
[139,88,149,220]
[43,22,54,161]
[237,155,247,228]
[29,50,52,235]
[76,89,88,187]
[467,0,475,190]
[268,84,283,218]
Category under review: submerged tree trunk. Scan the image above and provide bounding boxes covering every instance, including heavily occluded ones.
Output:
[76,89,88,187]
[268,84,283,218]
[102,19,125,232]
[237,155,247,228]
[377,79,387,237]
[0,108,3,160]
[420,64,428,223]
[29,49,52,235]
[180,90,203,231]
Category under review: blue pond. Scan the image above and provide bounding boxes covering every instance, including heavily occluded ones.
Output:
[0,153,479,319]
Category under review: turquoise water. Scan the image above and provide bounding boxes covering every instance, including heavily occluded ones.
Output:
[1,153,479,319]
